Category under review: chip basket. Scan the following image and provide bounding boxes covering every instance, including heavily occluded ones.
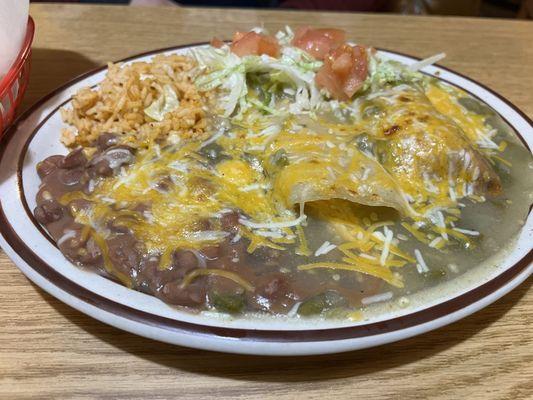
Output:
[0,17,35,135]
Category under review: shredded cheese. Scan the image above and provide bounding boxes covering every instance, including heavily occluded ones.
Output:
[414,249,429,274]
[362,291,393,305]
[180,268,254,291]
[453,227,480,236]
[380,226,394,266]
[314,241,337,256]
[298,262,403,287]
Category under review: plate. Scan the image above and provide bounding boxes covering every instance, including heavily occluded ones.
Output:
[0,44,531,356]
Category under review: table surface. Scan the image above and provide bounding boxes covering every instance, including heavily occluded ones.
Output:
[1,4,532,399]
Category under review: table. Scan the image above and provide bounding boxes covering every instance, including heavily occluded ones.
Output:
[1,4,532,399]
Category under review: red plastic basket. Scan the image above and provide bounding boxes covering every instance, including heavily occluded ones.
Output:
[0,17,35,134]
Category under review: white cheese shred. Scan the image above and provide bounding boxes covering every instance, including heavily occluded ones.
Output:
[414,249,429,274]
[57,230,77,247]
[372,231,385,241]
[240,183,261,192]
[287,302,301,318]
[188,231,229,242]
[448,185,457,202]
[362,291,393,306]
[314,241,337,257]
[436,211,449,241]
[429,236,443,248]
[380,226,394,266]
[239,203,306,230]
[453,227,480,236]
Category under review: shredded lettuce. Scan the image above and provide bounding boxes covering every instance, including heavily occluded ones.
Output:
[191,30,444,121]
[144,84,180,122]
[409,53,446,71]
[194,47,247,117]
[365,55,426,91]
[192,43,324,118]
[363,51,445,93]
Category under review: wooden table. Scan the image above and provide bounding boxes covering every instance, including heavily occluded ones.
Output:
[1,4,532,399]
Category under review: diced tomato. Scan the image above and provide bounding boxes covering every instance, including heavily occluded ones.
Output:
[230,31,280,58]
[291,26,346,60]
[315,44,368,101]
[210,37,225,48]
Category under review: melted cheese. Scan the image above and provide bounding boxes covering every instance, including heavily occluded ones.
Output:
[62,79,506,289]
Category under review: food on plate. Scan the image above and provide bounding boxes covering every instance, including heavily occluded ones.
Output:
[34,26,533,318]
[60,54,208,148]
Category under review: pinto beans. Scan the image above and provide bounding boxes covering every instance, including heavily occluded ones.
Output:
[57,168,85,188]
[158,280,207,307]
[96,133,119,150]
[220,210,241,234]
[77,237,103,265]
[249,246,281,267]
[107,235,142,277]
[137,249,199,293]
[173,249,199,271]
[68,199,92,215]
[101,146,135,170]
[201,245,220,260]
[61,148,87,169]
[34,200,64,225]
[92,159,114,177]
[36,155,65,179]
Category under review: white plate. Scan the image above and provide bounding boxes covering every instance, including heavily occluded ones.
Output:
[0,44,531,355]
